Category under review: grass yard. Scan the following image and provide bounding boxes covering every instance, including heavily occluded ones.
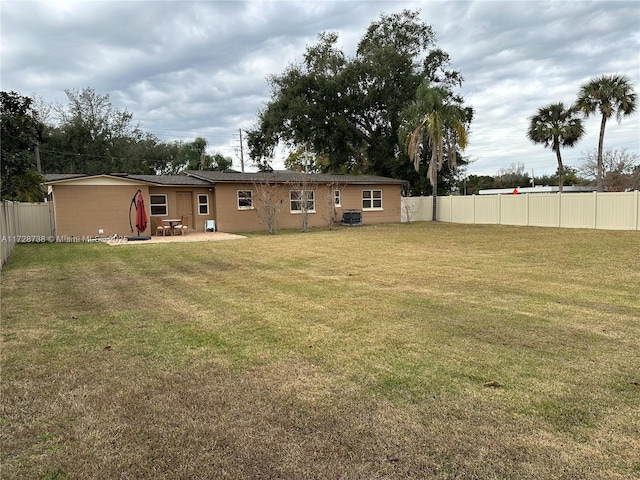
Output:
[1,222,639,479]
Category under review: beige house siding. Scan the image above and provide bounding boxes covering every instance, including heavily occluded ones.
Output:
[213,183,263,233]
[52,184,150,238]
[340,184,403,225]
[51,184,217,238]
[46,174,405,237]
[213,182,403,233]
[148,187,215,233]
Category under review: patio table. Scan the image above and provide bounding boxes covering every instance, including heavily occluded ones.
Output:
[162,218,181,234]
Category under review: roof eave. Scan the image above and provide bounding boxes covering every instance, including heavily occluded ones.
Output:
[44,174,158,186]
[184,170,408,185]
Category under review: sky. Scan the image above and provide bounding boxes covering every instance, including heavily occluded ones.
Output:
[1,0,639,177]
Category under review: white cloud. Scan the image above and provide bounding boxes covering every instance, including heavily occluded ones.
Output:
[1,0,638,176]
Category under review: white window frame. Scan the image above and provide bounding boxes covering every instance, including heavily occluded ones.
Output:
[290,190,316,214]
[197,194,209,215]
[150,194,168,216]
[237,190,254,210]
[362,189,383,211]
[334,189,341,207]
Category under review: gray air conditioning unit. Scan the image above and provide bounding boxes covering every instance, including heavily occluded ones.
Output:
[342,210,362,226]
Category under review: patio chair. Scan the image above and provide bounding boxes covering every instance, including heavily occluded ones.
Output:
[174,215,189,235]
[154,217,168,236]
[205,219,216,232]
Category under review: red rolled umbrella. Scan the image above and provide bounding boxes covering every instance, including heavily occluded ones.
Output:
[135,192,148,235]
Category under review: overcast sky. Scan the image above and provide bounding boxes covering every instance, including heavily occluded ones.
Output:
[2,0,639,176]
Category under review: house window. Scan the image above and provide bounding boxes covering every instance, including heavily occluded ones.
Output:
[290,190,315,213]
[362,190,382,210]
[334,189,341,207]
[237,190,253,210]
[198,194,209,215]
[150,194,168,216]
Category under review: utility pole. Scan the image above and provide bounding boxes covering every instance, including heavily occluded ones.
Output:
[238,128,245,173]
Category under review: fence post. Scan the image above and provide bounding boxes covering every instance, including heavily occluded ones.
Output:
[1,201,17,269]
[449,194,453,223]
[634,190,639,231]
[593,191,598,229]
[557,192,562,228]
[0,202,6,268]
[473,194,476,225]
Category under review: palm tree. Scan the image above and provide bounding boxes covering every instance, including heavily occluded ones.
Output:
[527,103,585,192]
[575,74,638,191]
[400,82,470,220]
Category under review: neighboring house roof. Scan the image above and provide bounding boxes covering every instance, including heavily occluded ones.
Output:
[185,170,408,185]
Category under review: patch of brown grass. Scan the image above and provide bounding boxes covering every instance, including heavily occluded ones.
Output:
[1,223,639,479]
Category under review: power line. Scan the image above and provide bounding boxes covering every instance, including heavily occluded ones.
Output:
[135,123,243,139]
[38,148,168,163]
[38,141,239,164]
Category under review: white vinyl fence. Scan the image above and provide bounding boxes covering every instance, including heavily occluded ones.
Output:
[1,201,54,269]
[402,191,640,231]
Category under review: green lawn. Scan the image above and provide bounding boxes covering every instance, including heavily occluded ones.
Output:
[1,223,639,479]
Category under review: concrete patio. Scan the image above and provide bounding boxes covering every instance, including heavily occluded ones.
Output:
[106,231,246,246]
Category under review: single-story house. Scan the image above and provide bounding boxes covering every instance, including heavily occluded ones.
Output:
[44,170,407,238]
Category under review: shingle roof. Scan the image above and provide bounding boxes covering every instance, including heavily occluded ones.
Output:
[44,171,407,186]
[185,170,408,185]
[44,173,90,182]
[44,173,209,186]
[127,175,210,185]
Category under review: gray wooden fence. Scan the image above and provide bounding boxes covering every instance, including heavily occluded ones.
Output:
[0,201,54,269]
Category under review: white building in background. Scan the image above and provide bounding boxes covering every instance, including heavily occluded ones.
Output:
[478,186,597,195]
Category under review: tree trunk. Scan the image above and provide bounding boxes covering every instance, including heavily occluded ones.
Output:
[596,115,607,192]
[431,160,437,221]
[554,145,564,193]
[35,143,42,173]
